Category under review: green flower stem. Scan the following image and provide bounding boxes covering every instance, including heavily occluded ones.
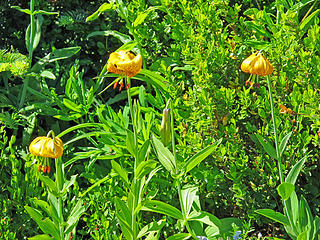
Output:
[266,75,283,183]
[267,75,297,235]
[127,76,139,240]
[19,0,35,109]
[55,157,65,239]
[170,100,197,239]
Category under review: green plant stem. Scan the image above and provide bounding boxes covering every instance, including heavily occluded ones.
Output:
[267,76,297,235]
[19,0,35,109]
[267,75,283,183]
[127,77,139,240]
[55,157,64,240]
[171,101,196,239]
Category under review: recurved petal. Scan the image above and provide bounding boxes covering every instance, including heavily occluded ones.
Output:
[241,52,258,73]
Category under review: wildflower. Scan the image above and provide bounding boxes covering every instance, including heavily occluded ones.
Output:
[241,52,273,76]
[196,237,208,240]
[107,50,142,78]
[233,230,242,240]
[29,132,63,174]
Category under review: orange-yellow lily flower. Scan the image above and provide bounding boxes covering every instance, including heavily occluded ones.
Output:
[29,136,64,159]
[107,50,142,78]
[241,52,273,76]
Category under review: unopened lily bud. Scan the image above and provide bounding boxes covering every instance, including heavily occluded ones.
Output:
[160,108,171,146]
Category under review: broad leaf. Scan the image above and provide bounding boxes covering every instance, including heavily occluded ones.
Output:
[277,182,295,201]
[137,220,165,239]
[255,134,278,160]
[135,160,158,179]
[181,185,198,218]
[142,200,183,219]
[111,160,129,186]
[151,135,176,174]
[188,211,221,228]
[256,209,289,226]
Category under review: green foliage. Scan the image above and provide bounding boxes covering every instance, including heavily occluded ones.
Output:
[1,0,320,238]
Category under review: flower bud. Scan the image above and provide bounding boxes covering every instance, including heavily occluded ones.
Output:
[160,108,171,147]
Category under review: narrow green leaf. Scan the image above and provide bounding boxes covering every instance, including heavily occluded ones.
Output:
[32,47,81,73]
[86,3,113,22]
[136,69,169,94]
[184,139,222,174]
[255,134,278,160]
[298,196,313,232]
[138,140,150,165]
[134,11,151,27]
[244,21,273,39]
[286,190,299,229]
[32,15,44,52]
[286,156,307,185]
[39,175,58,196]
[114,197,133,239]
[116,41,138,52]
[32,198,59,224]
[277,182,295,200]
[135,160,157,179]
[166,233,191,240]
[151,135,176,174]
[142,200,183,219]
[299,9,320,33]
[25,206,60,239]
[279,132,292,157]
[256,209,290,226]
[28,234,53,240]
[65,199,86,235]
[11,6,32,15]
[33,10,59,15]
[111,160,129,186]
[63,98,82,113]
[87,30,131,43]
[126,129,136,157]
[49,47,81,62]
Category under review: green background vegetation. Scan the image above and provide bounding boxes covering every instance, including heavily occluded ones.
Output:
[1,0,320,239]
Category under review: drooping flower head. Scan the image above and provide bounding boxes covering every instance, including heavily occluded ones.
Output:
[241,52,273,76]
[29,131,63,174]
[107,50,142,78]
